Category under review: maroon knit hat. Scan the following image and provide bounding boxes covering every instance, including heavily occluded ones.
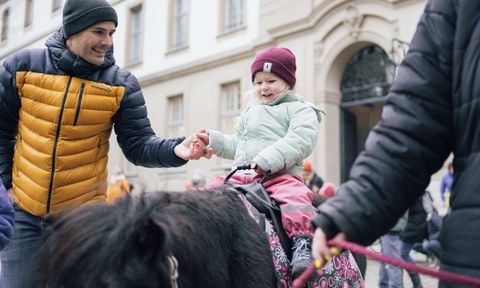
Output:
[251,47,297,88]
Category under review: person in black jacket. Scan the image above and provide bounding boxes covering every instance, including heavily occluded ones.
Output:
[311,1,480,286]
[0,0,207,287]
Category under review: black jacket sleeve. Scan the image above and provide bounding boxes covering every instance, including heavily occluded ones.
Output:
[113,73,187,168]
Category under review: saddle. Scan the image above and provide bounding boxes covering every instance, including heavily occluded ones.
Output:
[223,165,292,260]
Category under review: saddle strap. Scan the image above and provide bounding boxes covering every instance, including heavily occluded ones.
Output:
[226,182,292,260]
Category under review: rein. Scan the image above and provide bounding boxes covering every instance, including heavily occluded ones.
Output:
[292,239,480,288]
[167,255,179,288]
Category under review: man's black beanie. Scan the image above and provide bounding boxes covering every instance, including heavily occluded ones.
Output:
[63,0,118,39]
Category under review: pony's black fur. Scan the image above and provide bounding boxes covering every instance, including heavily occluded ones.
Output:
[34,189,278,288]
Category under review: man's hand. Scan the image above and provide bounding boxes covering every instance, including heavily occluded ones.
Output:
[311,228,347,267]
[174,136,204,160]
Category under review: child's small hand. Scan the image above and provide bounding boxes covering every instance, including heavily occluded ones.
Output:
[195,129,213,159]
[251,162,264,175]
[175,133,208,160]
[189,134,205,159]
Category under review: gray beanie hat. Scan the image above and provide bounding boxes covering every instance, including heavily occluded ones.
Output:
[63,0,118,39]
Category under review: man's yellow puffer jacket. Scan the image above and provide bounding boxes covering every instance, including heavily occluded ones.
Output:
[0,28,188,217]
[14,73,124,215]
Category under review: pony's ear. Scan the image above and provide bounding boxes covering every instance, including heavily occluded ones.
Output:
[136,214,169,257]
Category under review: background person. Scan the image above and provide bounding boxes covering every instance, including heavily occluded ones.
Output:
[184,169,206,190]
[106,166,131,204]
[0,0,205,286]
[400,197,427,288]
[311,1,480,286]
[413,191,443,265]
[378,214,408,288]
[302,160,324,193]
[439,162,453,207]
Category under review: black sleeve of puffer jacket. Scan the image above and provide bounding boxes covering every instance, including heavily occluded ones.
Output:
[113,72,187,168]
[312,0,456,245]
[0,54,21,189]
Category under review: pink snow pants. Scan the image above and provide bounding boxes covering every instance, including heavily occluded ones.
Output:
[204,172,317,238]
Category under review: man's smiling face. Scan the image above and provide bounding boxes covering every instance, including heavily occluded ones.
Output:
[66,21,116,66]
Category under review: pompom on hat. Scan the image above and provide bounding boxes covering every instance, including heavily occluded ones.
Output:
[251,47,297,88]
[63,0,118,39]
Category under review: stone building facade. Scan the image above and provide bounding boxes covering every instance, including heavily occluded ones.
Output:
[1,0,448,199]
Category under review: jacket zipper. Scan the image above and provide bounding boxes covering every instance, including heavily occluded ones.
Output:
[73,83,85,126]
[46,77,73,214]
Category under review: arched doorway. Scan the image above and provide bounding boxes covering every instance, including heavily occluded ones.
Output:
[340,44,395,181]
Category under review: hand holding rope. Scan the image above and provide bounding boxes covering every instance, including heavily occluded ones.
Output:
[292,239,480,288]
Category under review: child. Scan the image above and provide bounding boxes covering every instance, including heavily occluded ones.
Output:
[199,47,323,278]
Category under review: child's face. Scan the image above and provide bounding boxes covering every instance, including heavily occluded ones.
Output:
[253,72,290,103]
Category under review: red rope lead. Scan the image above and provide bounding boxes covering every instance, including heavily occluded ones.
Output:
[292,239,480,288]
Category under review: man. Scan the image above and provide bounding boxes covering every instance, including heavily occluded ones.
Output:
[0,0,205,286]
[311,1,480,287]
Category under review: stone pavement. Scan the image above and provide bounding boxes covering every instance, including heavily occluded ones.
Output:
[362,242,439,287]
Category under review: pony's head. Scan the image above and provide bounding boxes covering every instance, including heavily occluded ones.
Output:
[35,195,176,288]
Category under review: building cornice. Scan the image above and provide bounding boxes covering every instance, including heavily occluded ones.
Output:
[139,40,275,87]
[267,0,422,39]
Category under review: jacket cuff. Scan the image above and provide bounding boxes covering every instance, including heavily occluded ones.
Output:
[206,129,222,153]
[310,213,340,240]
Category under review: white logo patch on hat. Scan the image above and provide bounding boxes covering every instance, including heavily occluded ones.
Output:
[263,62,272,73]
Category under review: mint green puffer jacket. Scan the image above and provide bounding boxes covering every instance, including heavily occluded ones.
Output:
[208,92,322,176]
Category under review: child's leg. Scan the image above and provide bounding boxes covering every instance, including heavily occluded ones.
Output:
[263,173,316,238]
[263,173,317,278]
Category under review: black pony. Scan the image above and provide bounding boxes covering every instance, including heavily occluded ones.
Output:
[33,189,278,288]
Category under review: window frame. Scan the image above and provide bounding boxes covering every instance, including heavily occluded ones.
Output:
[24,0,33,28]
[167,0,189,52]
[1,8,9,44]
[221,80,242,133]
[167,94,185,137]
[125,3,144,66]
[51,0,62,13]
[218,0,245,36]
